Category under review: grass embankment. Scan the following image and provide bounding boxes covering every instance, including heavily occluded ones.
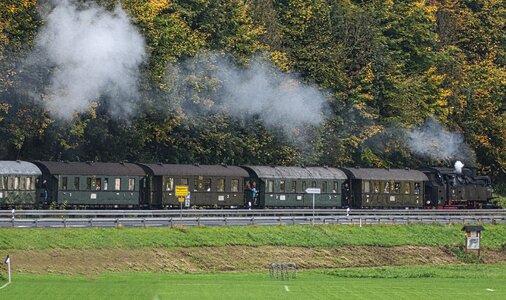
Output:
[1,224,506,274]
[1,224,506,250]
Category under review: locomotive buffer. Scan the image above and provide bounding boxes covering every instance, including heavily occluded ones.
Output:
[305,188,321,219]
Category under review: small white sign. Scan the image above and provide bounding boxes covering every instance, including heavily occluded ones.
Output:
[390,196,396,202]
[280,195,286,201]
[305,188,321,194]
[218,195,225,201]
[467,237,480,250]
[0,192,3,198]
[90,193,97,199]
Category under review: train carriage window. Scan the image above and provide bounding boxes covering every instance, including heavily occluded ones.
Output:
[163,177,174,191]
[384,181,390,194]
[373,182,379,194]
[217,178,225,192]
[280,180,285,193]
[128,178,135,191]
[311,181,317,188]
[231,179,239,192]
[74,177,80,190]
[267,180,274,193]
[414,182,421,194]
[12,177,18,190]
[203,178,211,192]
[0,176,4,189]
[103,178,108,191]
[322,181,328,193]
[61,177,68,190]
[333,181,338,193]
[291,181,296,193]
[96,178,102,191]
[115,178,121,191]
[403,182,410,194]
[87,177,93,190]
[25,176,32,190]
[394,182,400,194]
[180,178,189,186]
[302,181,306,193]
[364,181,370,193]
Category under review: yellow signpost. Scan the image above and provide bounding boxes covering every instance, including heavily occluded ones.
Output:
[175,185,189,197]
[175,186,189,219]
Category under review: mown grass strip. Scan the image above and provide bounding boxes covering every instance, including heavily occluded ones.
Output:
[0,224,505,250]
[1,266,506,300]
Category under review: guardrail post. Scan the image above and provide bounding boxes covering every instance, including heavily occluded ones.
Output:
[359,218,362,227]
[224,217,228,226]
[35,219,38,228]
[251,216,255,225]
[89,219,93,227]
[64,218,67,228]
[143,218,146,228]
[279,216,282,225]
[169,218,173,227]
[197,217,201,226]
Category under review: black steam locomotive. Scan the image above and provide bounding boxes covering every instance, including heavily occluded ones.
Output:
[0,160,496,209]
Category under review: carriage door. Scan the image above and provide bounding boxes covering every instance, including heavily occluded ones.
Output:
[341,180,352,208]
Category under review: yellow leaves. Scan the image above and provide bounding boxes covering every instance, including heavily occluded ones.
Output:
[474,135,491,148]
[269,51,290,72]
[363,63,374,84]
[122,0,172,25]
[0,102,10,123]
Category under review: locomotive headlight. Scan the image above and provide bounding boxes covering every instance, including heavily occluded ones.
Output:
[426,201,430,204]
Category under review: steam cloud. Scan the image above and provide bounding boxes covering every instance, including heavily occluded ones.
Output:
[216,58,327,130]
[406,118,475,164]
[170,54,328,135]
[31,0,146,119]
[455,160,464,173]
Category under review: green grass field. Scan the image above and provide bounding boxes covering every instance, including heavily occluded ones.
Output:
[1,223,506,249]
[1,265,505,299]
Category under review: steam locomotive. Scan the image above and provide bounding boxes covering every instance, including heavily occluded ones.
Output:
[0,160,496,209]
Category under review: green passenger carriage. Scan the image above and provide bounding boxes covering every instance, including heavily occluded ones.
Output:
[0,161,42,209]
[341,167,428,208]
[32,161,147,208]
[242,166,347,208]
[139,164,249,208]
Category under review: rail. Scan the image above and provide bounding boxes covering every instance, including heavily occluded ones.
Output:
[0,209,504,228]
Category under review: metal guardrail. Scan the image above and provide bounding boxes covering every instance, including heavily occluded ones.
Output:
[0,211,505,228]
[1,209,505,218]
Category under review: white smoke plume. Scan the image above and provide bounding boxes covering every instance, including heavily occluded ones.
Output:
[215,58,328,130]
[31,0,146,119]
[406,118,475,164]
[167,54,329,156]
[454,160,464,173]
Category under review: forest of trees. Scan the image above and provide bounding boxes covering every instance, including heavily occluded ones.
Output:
[0,0,504,187]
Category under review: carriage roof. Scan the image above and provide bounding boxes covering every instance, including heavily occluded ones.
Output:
[0,161,42,175]
[33,161,146,176]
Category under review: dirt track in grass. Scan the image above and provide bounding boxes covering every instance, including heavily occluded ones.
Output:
[4,246,506,275]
